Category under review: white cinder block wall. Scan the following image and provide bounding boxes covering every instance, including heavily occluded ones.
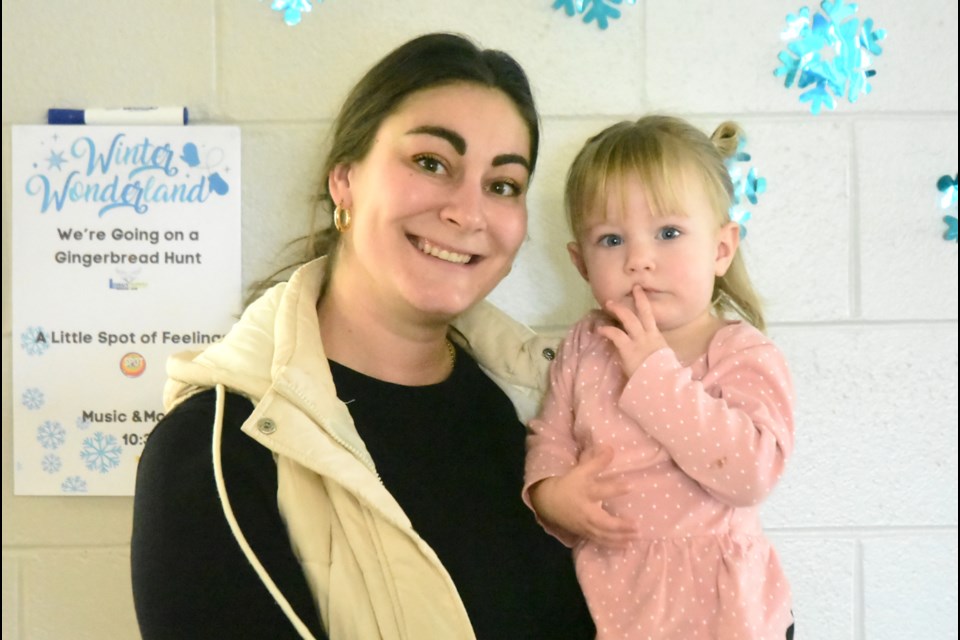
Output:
[2,1,956,638]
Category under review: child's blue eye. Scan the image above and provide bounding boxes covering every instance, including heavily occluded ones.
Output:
[657,227,681,240]
[598,234,623,247]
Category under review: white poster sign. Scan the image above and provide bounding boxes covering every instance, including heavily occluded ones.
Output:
[12,125,242,496]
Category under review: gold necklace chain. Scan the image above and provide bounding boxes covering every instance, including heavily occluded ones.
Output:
[445,339,457,369]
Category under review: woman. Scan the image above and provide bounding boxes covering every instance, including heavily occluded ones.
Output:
[131,33,595,639]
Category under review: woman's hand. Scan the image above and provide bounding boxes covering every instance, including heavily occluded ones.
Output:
[597,285,669,377]
[528,447,638,547]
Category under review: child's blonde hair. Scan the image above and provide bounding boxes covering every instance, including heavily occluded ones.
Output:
[564,115,765,332]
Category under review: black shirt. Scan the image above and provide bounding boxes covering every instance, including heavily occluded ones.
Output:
[330,344,593,639]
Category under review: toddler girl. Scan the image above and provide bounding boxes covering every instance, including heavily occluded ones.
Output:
[524,116,795,639]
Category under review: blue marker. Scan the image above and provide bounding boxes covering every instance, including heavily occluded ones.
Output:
[48,106,189,125]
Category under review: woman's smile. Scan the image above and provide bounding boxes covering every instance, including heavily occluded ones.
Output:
[411,235,476,265]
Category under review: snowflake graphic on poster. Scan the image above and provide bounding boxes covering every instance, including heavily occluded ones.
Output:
[41,454,62,474]
[20,326,50,356]
[80,432,123,474]
[36,421,66,450]
[76,415,92,431]
[61,476,88,493]
[21,388,45,410]
[46,149,67,171]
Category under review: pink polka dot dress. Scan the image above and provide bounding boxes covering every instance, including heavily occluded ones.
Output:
[523,311,795,640]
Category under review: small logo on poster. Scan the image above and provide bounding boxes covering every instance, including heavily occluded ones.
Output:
[120,352,146,378]
[109,268,147,291]
[109,278,147,290]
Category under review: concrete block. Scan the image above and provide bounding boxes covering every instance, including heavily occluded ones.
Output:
[767,535,856,640]
[3,554,19,640]
[716,118,852,322]
[647,0,958,115]
[646,1,802,114]
[863,534,958,640]
[763,324,958,527]
[20,548,138,640]
[219,0,643,121]
[1,0,216,125]
[857,119,958,320]
[238,124,327,293]
[850,1,959,113]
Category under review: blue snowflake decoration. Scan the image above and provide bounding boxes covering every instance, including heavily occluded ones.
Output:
[21,388,45,410]
[944,216,958,242]
[37,421,66,450]
[938,174,958,242]
[61,476,88,493]
[726,139,767,239]
[553,0,637,30]
[20,326,50,356]
[76,415,92,431]
[775,2,887,114]
[264,0,315,26]
[41,454,62,474]
[80,432,123,474]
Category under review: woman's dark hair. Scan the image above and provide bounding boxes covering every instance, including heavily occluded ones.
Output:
[248,32,540,304]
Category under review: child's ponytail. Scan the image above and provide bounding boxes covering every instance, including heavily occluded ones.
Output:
[710,121,743,162]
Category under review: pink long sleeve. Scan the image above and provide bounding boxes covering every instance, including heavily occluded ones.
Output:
[619,326,794,507]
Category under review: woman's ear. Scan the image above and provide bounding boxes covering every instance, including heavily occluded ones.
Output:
[328,163,352,208]
[714,222,740,277]
[567,241,590,281]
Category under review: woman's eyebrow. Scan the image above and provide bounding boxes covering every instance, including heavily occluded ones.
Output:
[493,154,530,172]
[407,126,530,172]
[407,126,465,155]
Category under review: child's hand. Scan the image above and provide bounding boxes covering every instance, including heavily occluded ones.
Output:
[597,285,669,377]
[528,446,638,547]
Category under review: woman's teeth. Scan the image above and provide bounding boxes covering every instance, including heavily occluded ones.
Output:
[417,238,472,264]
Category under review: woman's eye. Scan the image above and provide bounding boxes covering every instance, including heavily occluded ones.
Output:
[415,154,446,174]
[657,227,681,240]
[598,234,623,247]
[489,180,523,198]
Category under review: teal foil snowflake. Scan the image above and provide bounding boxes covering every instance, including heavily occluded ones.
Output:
[553,0,637,31]
[938,174,958,242]
[726,139,767,239]
[775,1,887,114]
[265,0,315,26]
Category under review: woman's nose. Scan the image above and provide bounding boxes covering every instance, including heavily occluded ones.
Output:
[441,182,485,231]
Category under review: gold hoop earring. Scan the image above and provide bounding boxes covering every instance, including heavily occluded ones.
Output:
[333,203,352,233]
